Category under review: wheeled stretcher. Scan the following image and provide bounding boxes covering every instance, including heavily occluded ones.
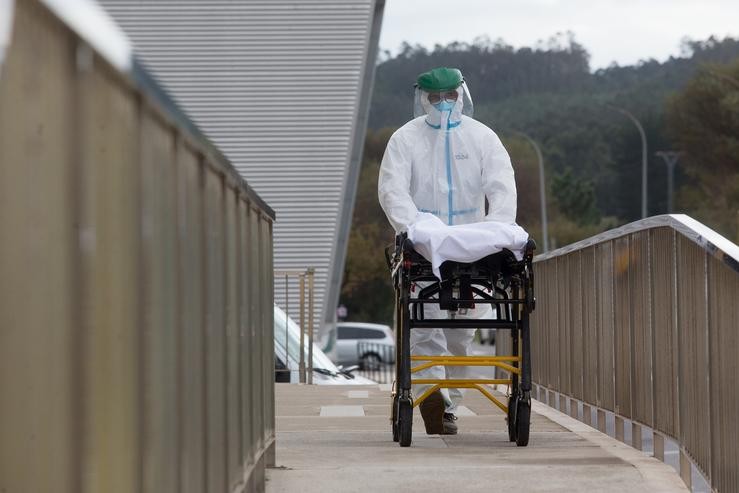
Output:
[387,233,536,447]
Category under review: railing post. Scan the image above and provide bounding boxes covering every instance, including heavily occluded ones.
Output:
[680,449,692,489]
[299,274,306,384]
[569,399,578,419]
[615,416,625,442]
[583,403,592,426]
[632,422,642,450]
[654,432,665,461]
[597,409,607,434]
[284,273,289,380]
[307,268,315,385]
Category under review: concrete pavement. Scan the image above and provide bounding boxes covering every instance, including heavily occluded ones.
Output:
[267,384,687,493]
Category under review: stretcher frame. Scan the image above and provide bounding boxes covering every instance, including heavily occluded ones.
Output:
[387,233,536,447]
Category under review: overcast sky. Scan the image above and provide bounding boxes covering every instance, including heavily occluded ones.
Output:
[379,0,739,69]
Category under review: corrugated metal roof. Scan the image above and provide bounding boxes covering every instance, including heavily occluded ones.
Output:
[100,0,383,331]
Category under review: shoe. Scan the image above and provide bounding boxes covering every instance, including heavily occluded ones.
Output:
[419,390,445,434]
[443,413,458,435]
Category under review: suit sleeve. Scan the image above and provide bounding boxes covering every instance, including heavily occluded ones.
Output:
[378,131,419,233]
[481,131,517,223]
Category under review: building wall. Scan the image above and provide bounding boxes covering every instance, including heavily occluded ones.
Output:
[101,0,385,333]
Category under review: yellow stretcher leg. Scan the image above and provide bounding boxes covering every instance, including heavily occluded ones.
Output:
[408,355,517,412]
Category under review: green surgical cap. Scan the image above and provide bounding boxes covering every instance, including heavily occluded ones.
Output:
[416,67,464,92]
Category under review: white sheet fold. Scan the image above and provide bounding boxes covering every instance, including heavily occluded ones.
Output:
[407,212,529,279]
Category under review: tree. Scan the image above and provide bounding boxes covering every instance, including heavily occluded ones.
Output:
[339,129,396,324]
[370,35,739,225]
[341,38,739,324]
[666,60,739,242]
[551,168,600,226]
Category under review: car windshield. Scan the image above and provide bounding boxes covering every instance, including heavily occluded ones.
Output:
[274,305,340,373]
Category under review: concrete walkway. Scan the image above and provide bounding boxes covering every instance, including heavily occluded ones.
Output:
[267,384,687,493]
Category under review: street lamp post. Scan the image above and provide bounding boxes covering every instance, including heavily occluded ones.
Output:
[608,105,648,219]
[655,151,681,213]
[512,130,549,252]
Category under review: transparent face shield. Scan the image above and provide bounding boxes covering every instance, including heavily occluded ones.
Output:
[413,81,474,118]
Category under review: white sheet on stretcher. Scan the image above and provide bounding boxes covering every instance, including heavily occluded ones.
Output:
[407,212,529,279]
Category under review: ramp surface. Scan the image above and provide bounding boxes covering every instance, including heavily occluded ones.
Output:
[267,384,686,493]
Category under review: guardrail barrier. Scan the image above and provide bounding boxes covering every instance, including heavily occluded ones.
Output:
[498,215,739,492]
[0,1,275,492]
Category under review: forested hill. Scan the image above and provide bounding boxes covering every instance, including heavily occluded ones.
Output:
[369,34,739,130]
[366,35,739,224]
[340,35,739,324]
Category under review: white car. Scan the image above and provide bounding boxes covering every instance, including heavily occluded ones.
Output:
[274,305,374,385]
[335,322,396,370]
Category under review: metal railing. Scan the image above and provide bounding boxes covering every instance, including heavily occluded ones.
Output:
[0,1,275,492]
[498,214,739,492]
[275,268,315,384]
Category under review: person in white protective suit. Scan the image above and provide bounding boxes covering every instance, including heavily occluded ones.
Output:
[378,67,517,435]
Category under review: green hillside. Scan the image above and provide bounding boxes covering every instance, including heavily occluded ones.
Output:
[339,35,739,324]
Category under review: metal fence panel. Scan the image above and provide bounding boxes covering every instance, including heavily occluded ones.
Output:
[528,261,549,386]
[676,236,712,479]
[0,2,77,490]
[264,222,276,454]
[708,254,739,492]
[239,200,254,467]
[547,260,558,389]
[570,252,584,400]
[1,2,276,492]
[179,147,207,493]
[630,231,653,426]
[596,241,615,411]
[79,62,141,493]
[529,262,544,384]
[139,109,180,493]
[581,247,599,405]
[531,217,739,492]
[224,186,242,487]
[613,236,632,418]
[261,216,275,448]
[249,208,264,456]
[556,256,570,396]
[205,167,227,493]
[650,228,679,438]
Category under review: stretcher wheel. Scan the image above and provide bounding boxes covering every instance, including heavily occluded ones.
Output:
[515,400,531,447]
[507,394,518,442]
[391,396,399,442]
[398,399,413,447]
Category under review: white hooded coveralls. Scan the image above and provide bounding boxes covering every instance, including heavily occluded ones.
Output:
[378,84,517,413]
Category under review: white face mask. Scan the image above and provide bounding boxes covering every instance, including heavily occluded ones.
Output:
[433,100,455,112]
